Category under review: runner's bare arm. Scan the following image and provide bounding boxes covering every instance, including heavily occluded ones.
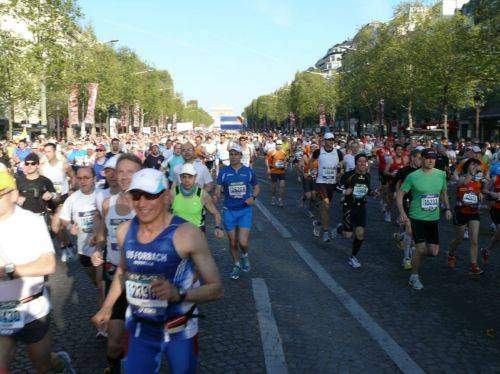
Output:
[10,252,56,278]
[173,224,223,303]
[202,191,222,228]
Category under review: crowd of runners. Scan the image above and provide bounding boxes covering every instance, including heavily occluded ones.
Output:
[0,128,499,373]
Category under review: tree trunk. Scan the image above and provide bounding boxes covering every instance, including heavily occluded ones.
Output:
[8,100,15,140]
[408,99,413,131]
[475,104,480,140]
[443,104,449,140]
[40,78,47,130]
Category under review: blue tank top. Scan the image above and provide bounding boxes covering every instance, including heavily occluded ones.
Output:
[124,215,198,338]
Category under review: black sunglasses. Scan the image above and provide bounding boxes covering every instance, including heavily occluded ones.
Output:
[25,161,38,166]
[129,190,164,201]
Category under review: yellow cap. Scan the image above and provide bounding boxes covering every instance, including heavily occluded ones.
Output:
[0,171,16,192]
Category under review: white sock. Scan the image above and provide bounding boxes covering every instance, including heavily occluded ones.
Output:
[242,253,248,258]
[235,261,240,267]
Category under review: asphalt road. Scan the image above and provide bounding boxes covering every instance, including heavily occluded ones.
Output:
[11,158,500,373]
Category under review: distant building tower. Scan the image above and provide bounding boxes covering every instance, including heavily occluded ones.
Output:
[442,0,471,16]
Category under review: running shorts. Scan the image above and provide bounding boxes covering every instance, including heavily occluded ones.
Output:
[491,208,500,225]
[270,173,285,182]
[342,203,367,232]
[222,206,253,231]
[79,254,92,268]
[453,210,480,226]
[315,183,336,202]
[104,264,127,320]
[9,314,50,344]
[124,318,198,374]
[205,161,214,171]
[409,218,439,245]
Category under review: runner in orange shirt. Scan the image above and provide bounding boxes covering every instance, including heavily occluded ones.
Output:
[266,139,288,207]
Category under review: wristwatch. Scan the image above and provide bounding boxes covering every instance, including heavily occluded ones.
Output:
[177,288,187,303]
[4,263,15,280]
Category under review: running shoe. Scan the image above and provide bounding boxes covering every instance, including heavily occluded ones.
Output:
[490,222,496,232]
[322,230,330,243]
[278,198,284,207]
[463,229,469,239]
[384,212,391,223]
[54,351,76,374]
[481,248,491,265]
[393,233,404,250]
[348,256,361,268]
[230,265,241,280]
[271,196,276,206]
[297,176,301,183]
[312,220,321,237]
[96,329,108,339]
[469,263,484,276]
[241,256,251,272]
[402,258,412,270]
[408,274,424,290]
[60,248,68,263]
[447,252,457,269]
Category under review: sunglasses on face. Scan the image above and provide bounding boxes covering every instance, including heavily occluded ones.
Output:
[25,161,38,166]
[129,190,164,201]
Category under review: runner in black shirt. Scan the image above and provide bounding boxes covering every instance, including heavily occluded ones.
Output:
[336,153,378,268]
[143,144,165,170]
[15,153,56,215]
[394,149,422,269]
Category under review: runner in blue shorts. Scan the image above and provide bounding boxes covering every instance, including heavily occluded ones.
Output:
[92,169,223,374]
[215,145,260,280]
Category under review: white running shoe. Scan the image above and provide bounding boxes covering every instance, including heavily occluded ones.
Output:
[463,229,469,239]
[409,274,424,290]
[384,212,391,223]
[271,196,276,206]
[312,220,321,237]
[322,231,330,242]
[348,256,361,268]
[60,248,68,263]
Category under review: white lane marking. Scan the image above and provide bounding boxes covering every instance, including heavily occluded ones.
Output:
[252,278,289,374]
[290,241,425,374]
[254,200,292,238]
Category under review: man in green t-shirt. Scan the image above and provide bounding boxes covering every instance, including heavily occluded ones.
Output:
[397,148,452,290]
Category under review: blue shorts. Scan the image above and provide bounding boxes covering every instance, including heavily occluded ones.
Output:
[124,318,198,374]
[222,206,253,231]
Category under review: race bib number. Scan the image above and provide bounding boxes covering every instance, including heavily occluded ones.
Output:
[420,194,439,211]
[353,184,368,198]
[322,167,336,179]
[78,210,96,234]
[228,183,247,199]
[110,218,127,240]
[125,273,169,308]
[0,302,24,332]
[462,192,478,205]
[274,160,285,169]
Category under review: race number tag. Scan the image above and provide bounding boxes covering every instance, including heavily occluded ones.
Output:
[0,301,24,332]
[125,273,169,308]
[110,218,128,240]
[228,183,247,199]
[274,160,285,169]
[353,184,368,198]
[420,194,439,211]
[462,193,478,205]
[78,210,96,234]
[322,167,336,179]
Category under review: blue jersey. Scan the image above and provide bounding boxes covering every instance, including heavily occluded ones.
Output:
[124,216,198,340]
[217,165,257,210]
[490,162,500,178]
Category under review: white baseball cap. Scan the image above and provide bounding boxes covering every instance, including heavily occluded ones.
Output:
[472,146,482,153]
[180,163,197,176]
[229,145,243,154]
[324,132,334,140]
[104,154,119,169]
[127,169,168,193]
[276,139,283,145]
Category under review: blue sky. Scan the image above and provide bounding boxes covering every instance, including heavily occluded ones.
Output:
[81,0,403,115]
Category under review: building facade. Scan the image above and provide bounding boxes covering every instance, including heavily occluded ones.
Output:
[313,40,354,77]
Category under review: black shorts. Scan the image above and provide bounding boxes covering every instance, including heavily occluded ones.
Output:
[316,183,336,202]
[270,173,285,182]
[10,314,50,344]
[491,208,500,225]
[342,203,366,232]
[453,210,480,226]
[104,264,127,320]
[301,176,315,193]
[379,171,388,186]
[79,254,92,268]
[410,218,439,245]
[205,161,214,171]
